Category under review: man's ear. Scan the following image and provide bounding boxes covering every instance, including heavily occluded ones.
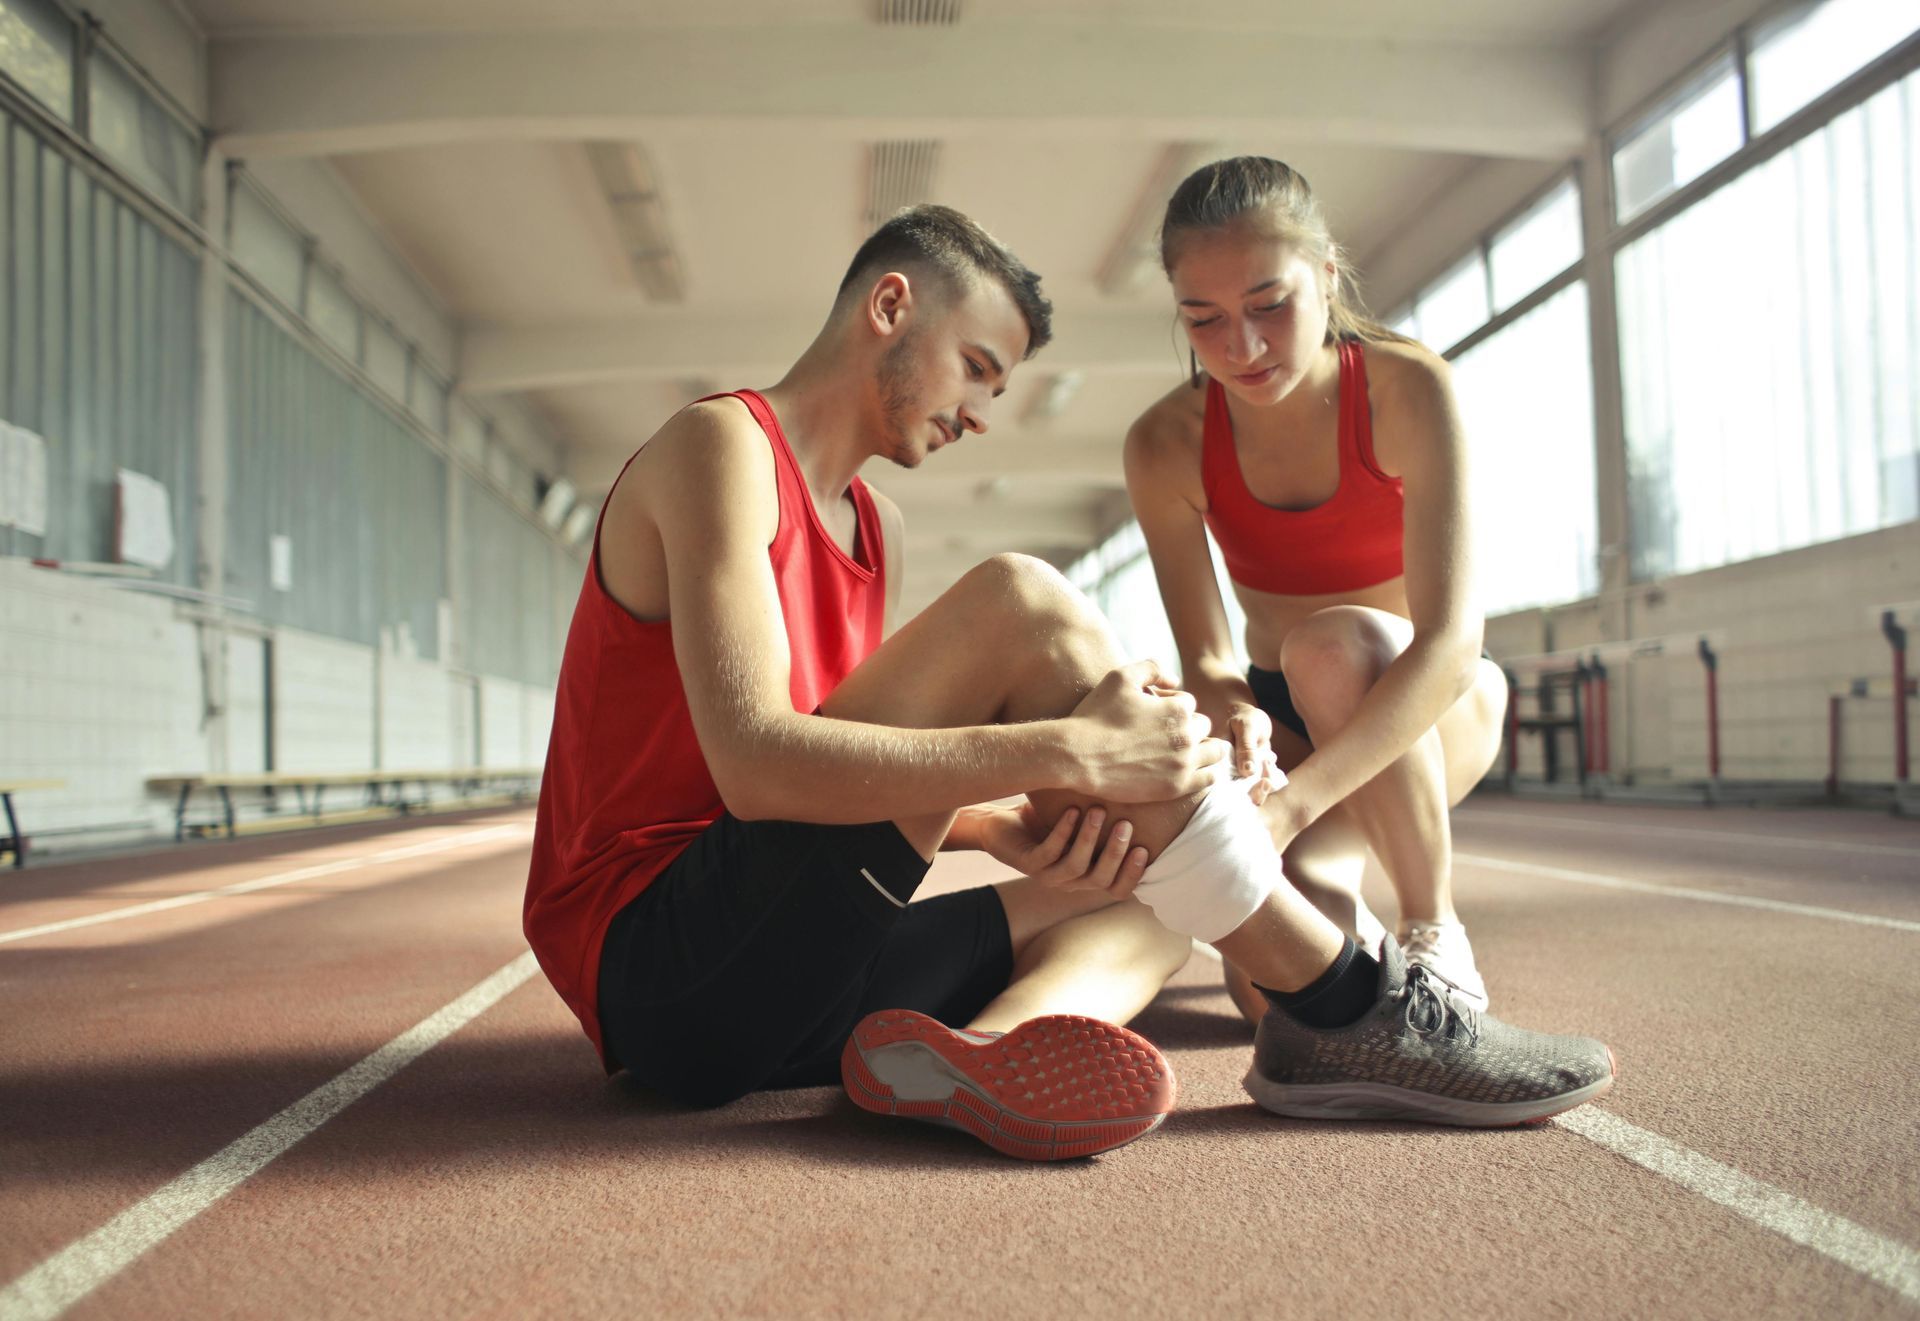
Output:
[867,271,914,338]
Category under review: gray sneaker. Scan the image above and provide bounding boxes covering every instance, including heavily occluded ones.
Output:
[1244,937,1615,1127]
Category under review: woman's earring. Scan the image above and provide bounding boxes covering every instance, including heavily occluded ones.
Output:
[1189,347,1202,390]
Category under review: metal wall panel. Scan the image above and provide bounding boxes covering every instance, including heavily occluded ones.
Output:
[0,112,197,577]
[455,472,572,688]
[225,290,447,655]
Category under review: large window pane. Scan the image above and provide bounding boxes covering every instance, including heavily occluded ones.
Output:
[1613,56,1745,221]
[89,50,198,215]
[1451,282,1599,613]
[306,263,360,361]
[0,0,73,123]
[1618,70,1920,580]
[1489,179,1581,310]
[1751,0,1920,133]
[364,317,408,400]
[229,179,304,309]
[1413,252,1490,353]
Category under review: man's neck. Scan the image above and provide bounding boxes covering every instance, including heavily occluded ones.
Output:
[759,337,879,506]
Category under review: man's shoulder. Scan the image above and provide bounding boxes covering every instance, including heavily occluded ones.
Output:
[611,396,774,518]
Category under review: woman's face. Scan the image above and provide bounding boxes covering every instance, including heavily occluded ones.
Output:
[1169,223,1333,406]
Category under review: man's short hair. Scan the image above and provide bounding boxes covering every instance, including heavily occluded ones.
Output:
[836,204,1053,357]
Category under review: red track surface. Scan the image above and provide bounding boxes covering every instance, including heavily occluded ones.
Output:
[2,799,1917,1318]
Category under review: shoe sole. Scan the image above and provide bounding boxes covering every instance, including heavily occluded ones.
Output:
[1242,1045,1617,1129]
[842,1010,1176,1161]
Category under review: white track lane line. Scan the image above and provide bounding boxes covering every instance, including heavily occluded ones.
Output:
[1454,853,1920,933]
[1463,808,1920,860]
[1559,1109,1920,1304]
[0,824,529,946]
[0,951,539,1321]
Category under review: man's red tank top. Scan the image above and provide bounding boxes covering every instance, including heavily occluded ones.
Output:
[1201,339,1404,595]
[522,389,887,1068]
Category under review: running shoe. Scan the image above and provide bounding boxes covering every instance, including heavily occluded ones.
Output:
[1399,919,1489,1011]
[1244,937,1614,1127]
[841,1009,1177,1160]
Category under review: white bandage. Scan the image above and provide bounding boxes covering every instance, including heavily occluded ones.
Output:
[1130,763,1282,943]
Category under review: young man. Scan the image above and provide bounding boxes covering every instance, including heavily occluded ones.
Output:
[524,206,1615,1161]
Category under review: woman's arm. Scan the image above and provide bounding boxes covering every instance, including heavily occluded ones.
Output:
[1277,349,1484,831]
[1125,410,1278,791]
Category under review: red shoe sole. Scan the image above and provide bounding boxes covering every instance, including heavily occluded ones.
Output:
[841,1010,1177,1161]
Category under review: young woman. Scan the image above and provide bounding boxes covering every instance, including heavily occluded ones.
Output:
[1124,157,1508,1020]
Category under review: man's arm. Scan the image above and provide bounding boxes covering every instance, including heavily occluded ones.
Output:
[624,402,1209,825]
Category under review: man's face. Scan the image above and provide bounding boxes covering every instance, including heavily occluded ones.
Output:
[875,279,1030,469]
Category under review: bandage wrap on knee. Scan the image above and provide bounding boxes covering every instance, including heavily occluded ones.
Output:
[1131,771,1280,944]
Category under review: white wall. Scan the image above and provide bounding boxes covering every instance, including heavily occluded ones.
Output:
[1487,522,1920,786]
[478,676,526,769]
[224,631,268,775]
[0,563,205,839]
[271,627,376,773]
[378,651,457,771]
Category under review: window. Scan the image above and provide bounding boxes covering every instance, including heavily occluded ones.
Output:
[1613,55,1745,221]
[1412,252,1490,353]
[306,263,360,362]
[88,50,197,215]
[230,180,305,309]
[0,0,72,123]
[409,364,450,436]
[1750,0,1920,133]
[450,401,488,465]
[1616,69,1920,579]
[1489,179,1581,311]
[364,318,408,401]
[1450,282,1599,613]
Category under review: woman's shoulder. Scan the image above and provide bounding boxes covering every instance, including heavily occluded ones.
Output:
[1355,336,1452,416]
[1125,377,1208,467]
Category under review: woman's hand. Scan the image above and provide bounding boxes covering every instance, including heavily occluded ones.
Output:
[973,802,1151,895]
[1226,702,1287,806]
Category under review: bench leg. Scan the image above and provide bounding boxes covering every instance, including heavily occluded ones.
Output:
[175,784,192,842]
[220,786,235,839]
[3,791,21,869]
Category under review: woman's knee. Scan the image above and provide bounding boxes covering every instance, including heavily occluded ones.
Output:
[1278,607,1400,727]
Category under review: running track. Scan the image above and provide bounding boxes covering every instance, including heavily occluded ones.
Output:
[2,799,1916,1318]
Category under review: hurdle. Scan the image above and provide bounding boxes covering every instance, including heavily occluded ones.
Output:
[1827,604,1920,813]
[1499,631,1728,801]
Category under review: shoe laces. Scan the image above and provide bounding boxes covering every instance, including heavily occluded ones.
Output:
[1400,965,1480,1045]
[1399,922,1452,960]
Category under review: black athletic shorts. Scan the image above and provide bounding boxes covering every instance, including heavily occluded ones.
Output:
[1246,663,1312,746]
[597,812,1014,1108]
[1247,650,1495,749]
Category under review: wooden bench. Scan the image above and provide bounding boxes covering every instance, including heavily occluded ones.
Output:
[0,778,66,869]
[146,768,540,841]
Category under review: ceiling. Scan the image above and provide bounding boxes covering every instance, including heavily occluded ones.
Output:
[191,0,1652,613]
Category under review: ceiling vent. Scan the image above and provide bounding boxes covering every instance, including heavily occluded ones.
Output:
[585,142,685,303]
[865,140,941,229]
[878,0,961,24]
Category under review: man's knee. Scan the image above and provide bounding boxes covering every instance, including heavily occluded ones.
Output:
[956,553,1093,628]
[1278,607,1397,726]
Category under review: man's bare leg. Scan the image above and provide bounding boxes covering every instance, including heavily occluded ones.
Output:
[822,553,1339,1022]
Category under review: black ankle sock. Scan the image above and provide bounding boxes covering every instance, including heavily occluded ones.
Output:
[1257,938,1380,1030]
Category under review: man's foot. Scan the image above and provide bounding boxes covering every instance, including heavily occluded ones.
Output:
[842,1009,1177,1160]
[1399,919,1489,1011]
[1244,937,1614,1128]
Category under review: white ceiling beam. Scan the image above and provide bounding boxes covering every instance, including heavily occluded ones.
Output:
[211,28,1587,161]
[461,310,1181,394]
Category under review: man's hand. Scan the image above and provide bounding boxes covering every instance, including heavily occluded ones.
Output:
[1067,660,1228,802]
[974,802,1151,895]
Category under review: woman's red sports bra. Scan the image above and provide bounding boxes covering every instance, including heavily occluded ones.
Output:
[1200,338,1404,596]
